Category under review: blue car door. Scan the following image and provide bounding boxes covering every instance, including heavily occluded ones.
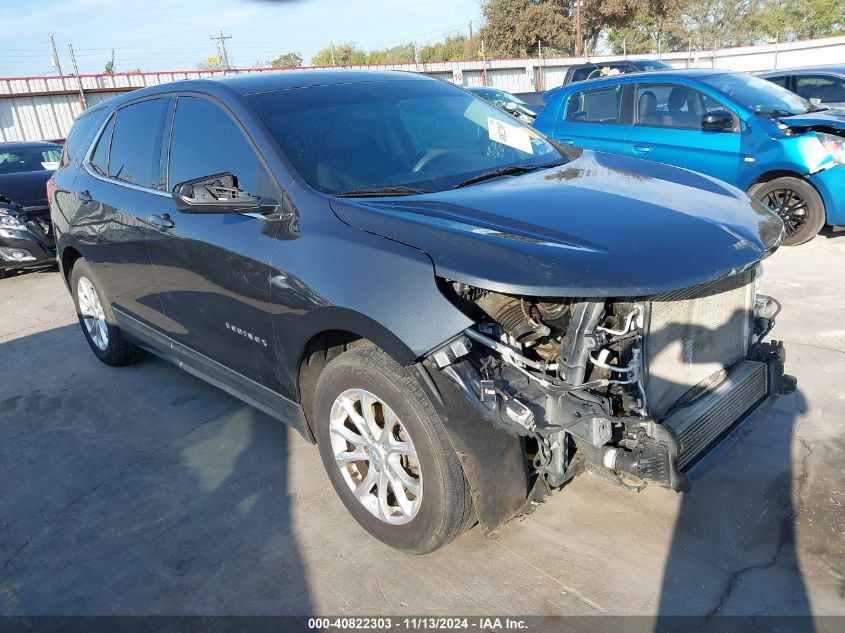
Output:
[624,82,741,184]
[551,83,627,155]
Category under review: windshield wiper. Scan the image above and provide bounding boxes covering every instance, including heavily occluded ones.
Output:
[806,104,830,113]
[334,186,431,198]
[758,108,801,118]
[452,161,565,189]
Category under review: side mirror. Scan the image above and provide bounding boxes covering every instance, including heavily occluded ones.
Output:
[172,172,273,214]
[702,110,734,131]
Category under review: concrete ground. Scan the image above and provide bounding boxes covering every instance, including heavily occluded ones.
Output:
[0,233,843,622]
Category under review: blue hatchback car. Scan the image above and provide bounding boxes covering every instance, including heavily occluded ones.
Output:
[534,68,845,244]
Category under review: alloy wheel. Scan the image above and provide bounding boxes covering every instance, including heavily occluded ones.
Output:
[328,388,423,525]
[77,276,109,351]
[762,188,809,238]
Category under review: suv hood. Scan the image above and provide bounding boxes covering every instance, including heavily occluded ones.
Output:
[330,151,783,297]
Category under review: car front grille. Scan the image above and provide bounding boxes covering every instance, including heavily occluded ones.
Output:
[643,271,755,418]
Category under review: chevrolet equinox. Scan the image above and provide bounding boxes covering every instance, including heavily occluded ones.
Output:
[50,70,789,553]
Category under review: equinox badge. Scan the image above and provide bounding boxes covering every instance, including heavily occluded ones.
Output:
[225,322,268,347]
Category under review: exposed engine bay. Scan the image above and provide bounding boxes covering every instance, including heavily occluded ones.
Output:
[431,266,786,493]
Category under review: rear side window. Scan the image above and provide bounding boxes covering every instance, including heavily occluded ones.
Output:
[89,115,114,176]
[62,108,107,167]
[565,85,623,123]
[107,98,169,189]
[168,97,264,195]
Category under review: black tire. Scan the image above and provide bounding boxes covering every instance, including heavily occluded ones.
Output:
[313,344,472,554]
[750,176,825,246]
[70,258,144,366]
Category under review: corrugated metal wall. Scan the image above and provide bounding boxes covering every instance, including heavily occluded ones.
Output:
[2,34,844,143]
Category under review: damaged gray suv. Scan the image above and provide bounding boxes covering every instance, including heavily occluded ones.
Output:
[50,70,789,553]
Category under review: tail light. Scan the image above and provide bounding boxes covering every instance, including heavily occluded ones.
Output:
[46,177,54,204]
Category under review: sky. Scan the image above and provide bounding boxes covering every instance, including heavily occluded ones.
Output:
[0,0,483,77]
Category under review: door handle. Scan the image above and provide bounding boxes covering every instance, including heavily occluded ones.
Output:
[77,190,92,203]
[149,213,175,231]
[633,145,651,155]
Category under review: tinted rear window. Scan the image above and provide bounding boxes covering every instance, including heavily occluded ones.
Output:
[107,98,169,189]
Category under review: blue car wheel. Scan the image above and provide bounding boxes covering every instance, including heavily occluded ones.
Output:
[750,177,825,246]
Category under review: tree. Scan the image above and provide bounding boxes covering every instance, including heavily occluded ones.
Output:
[311,43,367,66]
[367,43,416,64]
[268,52,303,68]
[418,33,476,62]
[103,60,115,74]
[480,0,573,57]
[759,0,845,41]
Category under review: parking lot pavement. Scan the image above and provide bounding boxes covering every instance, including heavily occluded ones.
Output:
[1,234,843,619]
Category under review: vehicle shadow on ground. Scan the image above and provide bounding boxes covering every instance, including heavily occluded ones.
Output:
[656,382,813,629]
[0,324,312,618]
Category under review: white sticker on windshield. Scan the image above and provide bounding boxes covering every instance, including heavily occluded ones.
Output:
[41,161,60,170]
[487,116,533,154]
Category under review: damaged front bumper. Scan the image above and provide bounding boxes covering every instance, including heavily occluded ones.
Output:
[427,270,792,507]
[0,208,56,271]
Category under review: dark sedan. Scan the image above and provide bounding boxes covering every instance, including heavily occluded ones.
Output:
[0,141,61,276]
[467,86,539,122]
[51,70,788,552]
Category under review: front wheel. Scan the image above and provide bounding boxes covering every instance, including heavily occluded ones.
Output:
[749,177,825,246]
[313,344,473,553]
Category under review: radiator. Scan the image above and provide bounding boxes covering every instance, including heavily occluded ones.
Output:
[643,272,755,417]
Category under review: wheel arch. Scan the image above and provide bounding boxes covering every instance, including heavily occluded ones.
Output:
[59,244,84,290]
[294,308,423,438]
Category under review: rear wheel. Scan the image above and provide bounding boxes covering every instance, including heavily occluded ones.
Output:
[749,176,825,246]
[70,258,144,366]
[313,344,472,553]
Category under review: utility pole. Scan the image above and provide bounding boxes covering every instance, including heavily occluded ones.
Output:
[330,42,336,66]
[67,44,88,109]
[210,31,232,72]
[481,39,488,86]
[468,20,473,40]
[575,1,581,57]
[49,34,64,76]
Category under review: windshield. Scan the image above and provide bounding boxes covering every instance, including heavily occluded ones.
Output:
[473,88,528,106]
[249,79,568,195]
[700,72,814,116]
[0,147,61,174]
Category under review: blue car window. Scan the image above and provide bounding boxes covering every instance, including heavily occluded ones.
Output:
[565,85,623,124]
[634,84,729,130]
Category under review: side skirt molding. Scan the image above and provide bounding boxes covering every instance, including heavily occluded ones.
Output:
[114,308,313,442]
